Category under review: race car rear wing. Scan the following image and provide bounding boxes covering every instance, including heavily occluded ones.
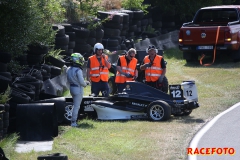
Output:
[169,80,198,102]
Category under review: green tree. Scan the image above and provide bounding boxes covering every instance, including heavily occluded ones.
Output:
[0,0,65,58]
[121,0,150,13]
[62,0,81,22]
[62,0,104,23]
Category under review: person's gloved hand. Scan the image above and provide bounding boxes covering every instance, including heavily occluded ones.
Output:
[158,75,164,83]
[125,73,133,78]
[145,63,152,67]
[133,75,138,80]
[85,81,91,86]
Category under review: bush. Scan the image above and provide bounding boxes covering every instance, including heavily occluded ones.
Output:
[121,0,150,13]
[0,86,11,104]
[62,0,104,23]
[0,0,65,58]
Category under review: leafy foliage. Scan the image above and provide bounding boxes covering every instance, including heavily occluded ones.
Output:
[145,25,156,33]
[78,0,103,18]
[7,60,26,74]
[0,86,11,104]
[0,0,40,56]
[0,0,65,58]
[0,133,19,159]
[38,0,66,24]
[62,0,104,23]
[121,0,150,13]
[62,0,81,22]
[47,49,65,60]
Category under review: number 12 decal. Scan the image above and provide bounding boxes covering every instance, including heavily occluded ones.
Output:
[169,85,184,100]
[171,90,182,98]
[186,90,192,96]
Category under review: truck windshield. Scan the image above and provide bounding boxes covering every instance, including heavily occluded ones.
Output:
[195,9,238,23]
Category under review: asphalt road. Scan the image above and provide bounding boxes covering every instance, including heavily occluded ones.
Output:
[188,102,240,160]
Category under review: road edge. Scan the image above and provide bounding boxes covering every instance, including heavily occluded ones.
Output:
[188,102,240,160]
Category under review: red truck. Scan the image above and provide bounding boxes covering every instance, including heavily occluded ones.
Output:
[179,5,240,63]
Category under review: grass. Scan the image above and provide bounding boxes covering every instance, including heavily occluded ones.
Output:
[2,48,240,160]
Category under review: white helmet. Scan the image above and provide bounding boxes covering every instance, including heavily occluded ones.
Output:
[93,43,104,52]
[146,45,158,53]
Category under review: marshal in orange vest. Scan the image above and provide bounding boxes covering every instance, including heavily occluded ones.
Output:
[89,55,110,82]
[115,55,138,83]
[143,55,163,82]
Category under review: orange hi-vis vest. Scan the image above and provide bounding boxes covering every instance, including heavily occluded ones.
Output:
[143,55,163,82]
[115,56,137,83]
[89,55,110,82]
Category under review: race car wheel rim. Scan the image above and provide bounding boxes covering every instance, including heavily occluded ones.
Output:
[64,104,73,121]
[149,104,164,120]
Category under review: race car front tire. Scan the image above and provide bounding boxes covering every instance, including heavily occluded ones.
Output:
[147,100,171,121]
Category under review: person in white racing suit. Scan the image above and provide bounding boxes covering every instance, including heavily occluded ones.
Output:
[66,53,90,127]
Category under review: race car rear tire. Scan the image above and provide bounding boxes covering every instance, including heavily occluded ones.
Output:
[162,76,169,93]
[108,76,117,95]
[147,100,171,121]
[136,71,168,93]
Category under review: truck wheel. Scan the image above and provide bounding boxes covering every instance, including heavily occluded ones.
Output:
[231,49,240,62]
[147,100,171,121]
[183,52,198,62]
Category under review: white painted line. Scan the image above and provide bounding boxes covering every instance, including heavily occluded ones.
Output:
[188,102,240,160]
